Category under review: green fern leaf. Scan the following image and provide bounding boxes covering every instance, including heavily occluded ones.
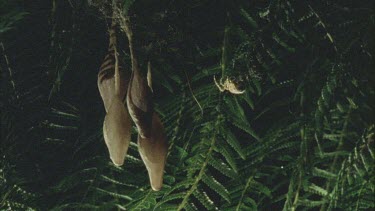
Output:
[298,199,326,207]
[208,157,237,179]
[223,129,246,159]
[306,183,329,197]
[214,144,238,173]
[229,119,261,141]
[239,8,258,28]
[312,167,336,179]
[185,202,199,211]
[156,193,185,207]
[202,174,231,203]
[193,189,217,210]
[93,187,133,201]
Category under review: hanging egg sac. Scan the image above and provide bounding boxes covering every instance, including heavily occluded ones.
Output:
[125,20,154,139]
[98,24,131,166]
[138,112,168,191]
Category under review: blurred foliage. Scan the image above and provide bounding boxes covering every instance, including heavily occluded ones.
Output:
[0,1,28,34]
[0,0,374,210]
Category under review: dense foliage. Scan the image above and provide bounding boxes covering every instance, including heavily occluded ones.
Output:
[1,0,374,210]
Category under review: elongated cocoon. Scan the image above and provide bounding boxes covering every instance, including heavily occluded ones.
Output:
[138,113,168,191]
[103,97,131,166]
[98,23,131,166]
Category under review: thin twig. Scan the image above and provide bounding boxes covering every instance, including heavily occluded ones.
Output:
[184,70,204,116]
[1,42,20,101]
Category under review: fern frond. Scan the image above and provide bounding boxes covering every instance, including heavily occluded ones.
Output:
[202,173,231,203]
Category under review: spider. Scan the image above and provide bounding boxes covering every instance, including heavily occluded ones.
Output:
[214,75,245,94]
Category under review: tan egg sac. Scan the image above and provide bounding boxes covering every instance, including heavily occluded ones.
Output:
[138,113,168,191]
[125,30,153,139]
[98,24,131,166]
[126,65,154,139]
[123,19,168,190]
[97,55,128,112]
[103,97,131,166]
[97,27,129,112]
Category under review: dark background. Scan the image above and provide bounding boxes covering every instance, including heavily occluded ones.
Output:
[1,0,374,210]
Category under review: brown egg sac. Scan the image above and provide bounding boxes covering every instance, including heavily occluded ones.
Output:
[99,16,168,190]
[103,97,131,166]
[138,112,168,191]
[126,53,154,139]
[123,19,154,140]
[98,24,131,166]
